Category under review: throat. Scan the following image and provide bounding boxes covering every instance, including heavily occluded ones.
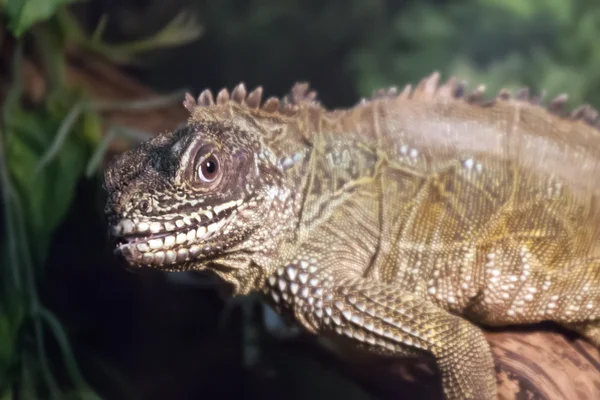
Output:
[211,256,269,296]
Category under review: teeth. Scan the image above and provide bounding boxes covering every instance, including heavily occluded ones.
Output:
[137,243,149,252]
[149,239,163,249]
[150,222,163,233]
[164,221,177,231]
[154,251,165,265]
[187,229,196,241]
[115,203,236,264]
[164,235,175,247]
[190,245,201,257]
[213,202,228,214]
[214,200,238,214]
[177,248,189,262]
[137,222,149,232]
[166,250,176,264]
[208,222,219,233]
[121,219,134,234]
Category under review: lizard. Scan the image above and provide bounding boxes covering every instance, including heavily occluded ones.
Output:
[103,72,600,400]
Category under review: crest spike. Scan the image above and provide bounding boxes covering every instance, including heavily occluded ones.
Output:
[246,87,263,109]
[262,97,280,112]
[466,84,486,104]
[571,104,599,125]
[549,94,569,115]
[412,71,440,99]
[183,92,196,112]
[231,83,247,104]
[399,84,412,99]
[198,89,214,106]
[286,82,319,106]
[216,88,230,105]
[437,76,456,98]
[497,89,511,101]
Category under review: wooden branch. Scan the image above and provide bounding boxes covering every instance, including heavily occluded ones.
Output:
[313,327,600,399]
[488,330,600,399]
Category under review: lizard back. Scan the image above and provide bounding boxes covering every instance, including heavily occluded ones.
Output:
[290,73,600,324]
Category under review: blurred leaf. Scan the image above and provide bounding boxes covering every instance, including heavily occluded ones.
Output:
[5,0,80,37]
[47,135,87,227]
[56,9,203,65]
[5,95,95,266]
[98,11,203,62]
[38,309,102,400]
[350,0,600,109]
[35,101,84,174]
[85,126,115,178]
[80,109,103,146]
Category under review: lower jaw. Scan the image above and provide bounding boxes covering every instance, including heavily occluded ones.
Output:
[116,241,207,267]
[113,216,232,267]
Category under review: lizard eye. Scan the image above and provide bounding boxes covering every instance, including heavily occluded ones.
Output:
[197,152,220,183]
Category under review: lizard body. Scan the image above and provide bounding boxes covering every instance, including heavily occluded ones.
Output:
[104,73,600,399]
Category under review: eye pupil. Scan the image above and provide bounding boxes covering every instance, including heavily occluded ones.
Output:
[198,154,220,182]
[204,160,216,174]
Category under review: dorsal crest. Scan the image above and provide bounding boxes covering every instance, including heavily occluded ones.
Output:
[183,82,322,120]
[184,72,600,131]
[357,71,600,131]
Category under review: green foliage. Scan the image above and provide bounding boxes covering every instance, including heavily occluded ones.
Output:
[3,0,79,36]
[0,38,101,398]
[0,0,200,398]
[6,94,100,265]
[55,8,203,65]
[350,0,600,109]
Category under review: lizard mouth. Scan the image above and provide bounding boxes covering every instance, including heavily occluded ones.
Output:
[110,199,242,267]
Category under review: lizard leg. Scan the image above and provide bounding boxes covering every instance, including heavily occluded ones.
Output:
[264,267,497,400]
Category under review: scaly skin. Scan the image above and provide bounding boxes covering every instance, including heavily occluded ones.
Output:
[104,72,600,400]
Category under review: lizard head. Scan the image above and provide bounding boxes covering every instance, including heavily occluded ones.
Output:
[103,84,307,274]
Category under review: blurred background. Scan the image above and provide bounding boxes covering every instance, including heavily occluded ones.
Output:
[1,0,600,399]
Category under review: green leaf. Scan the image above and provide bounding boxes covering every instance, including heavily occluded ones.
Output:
[45,135,87,230]
[5,96,95,265]
[55,8,202,65]
[5,0,80,37]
